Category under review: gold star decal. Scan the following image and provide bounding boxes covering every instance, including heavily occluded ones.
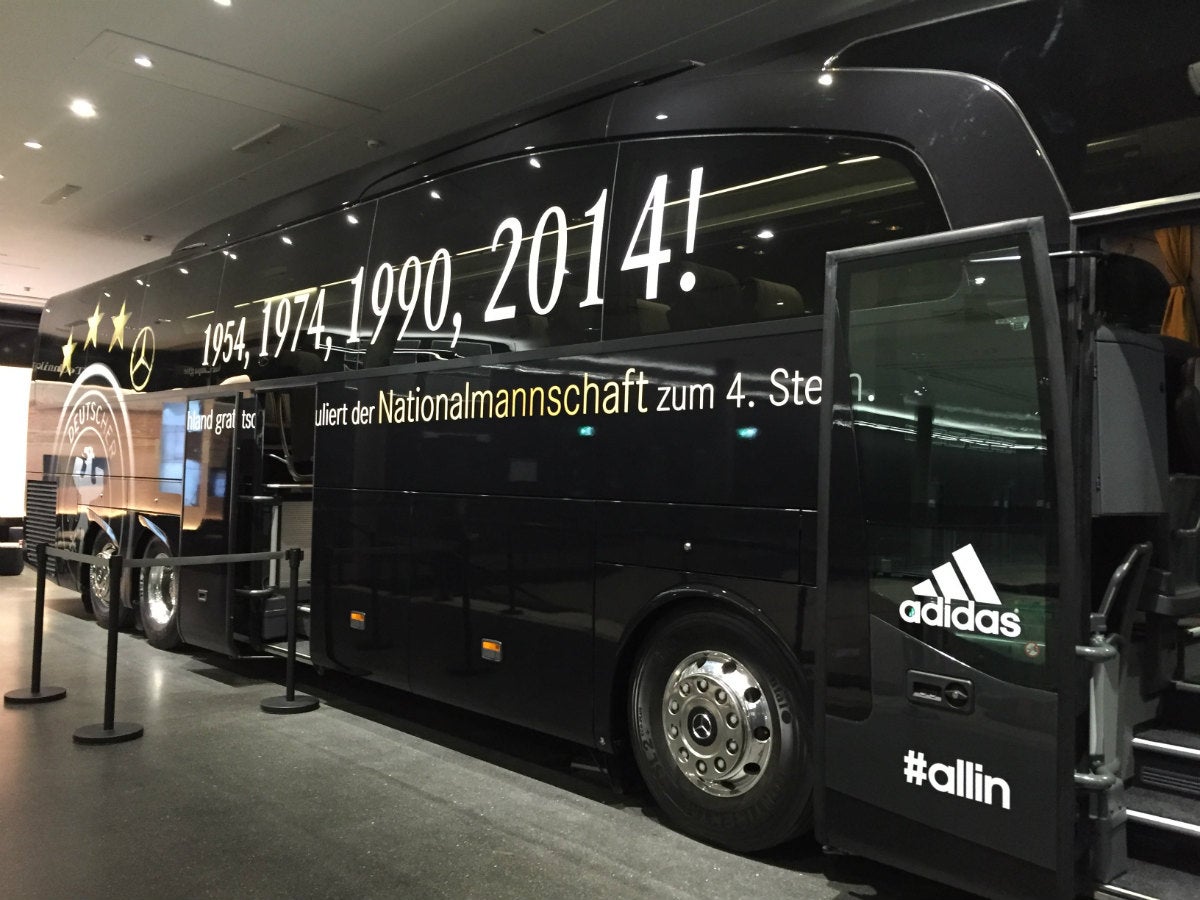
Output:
[60,330,77,375]
[109,301,131,351]
[84,303,103,349]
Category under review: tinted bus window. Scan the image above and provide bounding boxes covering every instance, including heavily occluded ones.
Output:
[842,243,1057,686]
[362,145,616,365]
[215,202,376,381]
[604,135,947,338]
[139,254,227,391]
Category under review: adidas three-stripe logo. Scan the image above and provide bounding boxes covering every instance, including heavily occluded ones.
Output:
[899,544,1022,638]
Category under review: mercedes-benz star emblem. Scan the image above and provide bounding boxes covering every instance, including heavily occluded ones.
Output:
[688,708,716,745]
[129,326,155,391]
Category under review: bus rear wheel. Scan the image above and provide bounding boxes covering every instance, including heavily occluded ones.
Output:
[140,538,181,650]
[85,535,132,629]
[628,608,811,852]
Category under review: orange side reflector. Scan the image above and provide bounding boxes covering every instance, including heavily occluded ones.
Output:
[350,611,365,622]
[481,640,500,652]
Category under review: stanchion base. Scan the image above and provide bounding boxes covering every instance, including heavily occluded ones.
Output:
[5,686,67,705]
[73,722,144,744]
[261,694,319,714]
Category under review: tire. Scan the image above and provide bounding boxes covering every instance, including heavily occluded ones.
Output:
[628,606,812,852]
[139,538,182,650]
[84,534,132,629]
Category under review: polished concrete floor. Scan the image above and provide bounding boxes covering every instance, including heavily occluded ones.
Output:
[0,566,973,900]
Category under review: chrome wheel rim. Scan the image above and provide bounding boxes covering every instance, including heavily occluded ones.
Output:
[89,540,118,610]
[661,650,773,797]
[144,551,176,627]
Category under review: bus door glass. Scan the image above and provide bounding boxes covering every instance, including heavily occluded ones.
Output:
[817,219,1077,900]
[177,393,244,655]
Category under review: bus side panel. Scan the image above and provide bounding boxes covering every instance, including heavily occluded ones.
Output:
[310,487,413,686]
[406,493,595,742]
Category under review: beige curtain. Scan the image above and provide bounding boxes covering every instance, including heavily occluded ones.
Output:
[1158,225,1196,344]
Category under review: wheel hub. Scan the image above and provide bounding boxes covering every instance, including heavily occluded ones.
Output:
[661,650,772,797]
[145,553,176,626]
[89,542,117,608]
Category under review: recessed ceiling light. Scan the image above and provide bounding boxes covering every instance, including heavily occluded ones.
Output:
[818,73,834,86]
[429,189,441,200]
[281,236,293,245]
[179,267,189,275]
[24,140,42,150]
[655,113,668,120]
[70,99,97,118]
[529,157,541,169]
[214,0,232,7]
[756,229,775,240]
[134,54,153,68]
[345,213,358,225]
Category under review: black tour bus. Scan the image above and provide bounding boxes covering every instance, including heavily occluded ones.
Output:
[25,3,1200,897]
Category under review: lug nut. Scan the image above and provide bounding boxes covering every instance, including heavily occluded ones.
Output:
[697,761,707,774]
[726,739,739,754]
[679,748,689,761]
[681,683,691,695]
[669,700,679,714]
[669,725,679,738]
[714,758,726,772]
[727,713,739,728]
[698,678,708,692]
[715,689,727,703]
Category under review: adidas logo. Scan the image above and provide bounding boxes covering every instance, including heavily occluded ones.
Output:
[899,544,1022,638]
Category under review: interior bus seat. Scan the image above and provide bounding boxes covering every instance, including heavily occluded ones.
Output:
[509,313,550,349]
[740,277,805,319]
[635,298,671,333]
[602,270,676,337]
[662,263,741,331]
[1094,252,1169,333]
[544,284,595,345]
[1162,339,1200,475]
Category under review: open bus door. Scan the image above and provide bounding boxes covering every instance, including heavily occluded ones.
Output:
[815,219,1080,900]
[177,393,246,655]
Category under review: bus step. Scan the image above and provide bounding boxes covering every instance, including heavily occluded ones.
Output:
[262,639,312,664]
[1099,854,1200,900]
[1133,729,1200,798]
[1125,785,1200,844]
[1120,785,1200,898]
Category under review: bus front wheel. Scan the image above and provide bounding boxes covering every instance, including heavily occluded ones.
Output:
[139,538,181,650]
[628,608,812,852]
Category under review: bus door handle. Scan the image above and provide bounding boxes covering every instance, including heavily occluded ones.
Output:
[906,670,974,714]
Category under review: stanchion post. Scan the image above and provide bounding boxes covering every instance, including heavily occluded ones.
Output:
[74,552,143,744]
[261,548,318,714]
[5,543,67,705]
